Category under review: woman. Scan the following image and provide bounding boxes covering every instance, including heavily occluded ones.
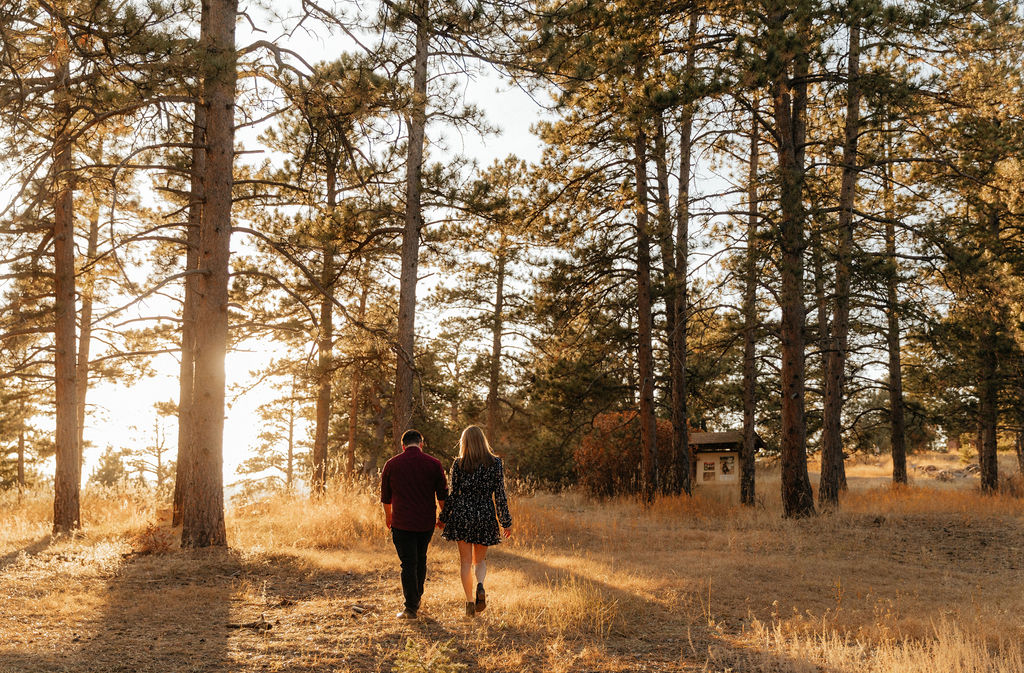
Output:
[438,425,512,617]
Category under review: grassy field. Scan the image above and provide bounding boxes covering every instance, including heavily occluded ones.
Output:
[1,451,1022,672]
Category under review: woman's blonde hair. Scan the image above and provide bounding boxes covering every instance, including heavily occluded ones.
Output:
[458,425,497,473]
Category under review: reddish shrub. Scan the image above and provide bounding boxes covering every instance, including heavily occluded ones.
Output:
[575,412,683,496]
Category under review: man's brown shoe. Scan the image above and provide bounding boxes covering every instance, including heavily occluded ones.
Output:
[396,609,418,619]
[465,601,476,618]
[475,583,486,613]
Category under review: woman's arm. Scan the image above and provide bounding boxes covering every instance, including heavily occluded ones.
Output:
[494,458,512,529]
[438,460,459,524]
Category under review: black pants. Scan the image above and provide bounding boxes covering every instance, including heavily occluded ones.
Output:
[392,528,433,612]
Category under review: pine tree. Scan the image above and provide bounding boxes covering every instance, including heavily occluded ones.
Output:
[431,157,535,445]
[234,374,312,493]
[89,446,129,488]
[180,0,239,547]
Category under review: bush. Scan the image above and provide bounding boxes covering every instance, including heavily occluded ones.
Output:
[129,522,175,555]
[575,412,680,497]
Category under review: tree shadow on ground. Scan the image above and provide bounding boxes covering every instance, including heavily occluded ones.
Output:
[0,545,239,673]
[0,539,876,673]
[494,547,850,673]
[0,535,52,571]
[73,547,241,673]
[227,548,529,672]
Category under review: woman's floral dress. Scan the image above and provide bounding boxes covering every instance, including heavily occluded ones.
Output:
[439,457,512,546]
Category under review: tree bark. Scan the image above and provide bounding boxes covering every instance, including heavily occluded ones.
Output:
[673,111,694,496]
[393,0,430,447]
[287,380,295,491]
[173,102,206,527]
[312,162,337,495]
[346,284,369,476]
[977,353,998,493]
[819,18,860,507]
[633,125,658,502]
[977,207,1001,494]
[653,115,676,493]
[667,15,699,496]
[741,104,760,506]
[17,424,26,491]
[1015,429,1023,476]
[181,0,237,547]
[486,252,506,442]
[653,107,691,496]
[771,10,815,518]
[53,55,80,535]
[882,141,907,484]
[812,224,828,436]
[653,125,674,373]
[153,418,165,490]
[76,208,99,463]
[365,383,388,475]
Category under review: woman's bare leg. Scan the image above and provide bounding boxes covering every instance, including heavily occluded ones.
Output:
[457,541,475,601]
[472,544,488,586]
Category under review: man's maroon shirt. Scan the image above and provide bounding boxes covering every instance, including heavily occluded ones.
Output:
[380,444,448,532]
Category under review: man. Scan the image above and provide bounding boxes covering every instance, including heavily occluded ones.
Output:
[380,429,448,619]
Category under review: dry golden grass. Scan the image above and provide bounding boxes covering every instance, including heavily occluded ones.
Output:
[1,451,1022,672]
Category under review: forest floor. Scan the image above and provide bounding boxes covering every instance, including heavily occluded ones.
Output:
[1,451,1023,673]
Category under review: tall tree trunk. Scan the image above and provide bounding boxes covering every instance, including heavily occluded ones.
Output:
[1015,429,1023,476]
[173,102,206,527]
[393,0,429,446]
[652,107,692,497]
[287,381,295,491]
[312,163,337,495]
[17,425,26,491]
[365,383,387,474]
[633,125,658,502]
[486,252,506,442]
[771,12,815,518]
[181,0,237,547]
[883,142,907,484]
[155,419,164,490]
[741,104,760,506]
[977,214,1000,494]
[820,18,861,507]
[625,311,637,407]
[449,342,463,424]
[977,207,1001,493]
[653,115,676,493]
[812,225,828,430]
[76,208,99,462]
[674,110,694,496]
[977,348,998,493]
[346,285,369,476]
[53,55,80,535]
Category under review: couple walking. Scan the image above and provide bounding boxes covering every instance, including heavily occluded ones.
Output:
[380,425,512,619]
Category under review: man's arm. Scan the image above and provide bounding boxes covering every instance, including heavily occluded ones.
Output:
[380,463,392,529]
[435,461,449,528]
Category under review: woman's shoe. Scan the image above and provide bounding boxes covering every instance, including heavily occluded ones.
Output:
[475,583,486,613]
[465,601,476,617]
